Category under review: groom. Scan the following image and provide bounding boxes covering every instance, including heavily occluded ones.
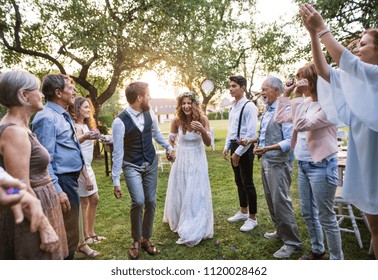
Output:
[111,81,174,260]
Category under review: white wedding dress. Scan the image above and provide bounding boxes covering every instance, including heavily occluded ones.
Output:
[163,127,214,247]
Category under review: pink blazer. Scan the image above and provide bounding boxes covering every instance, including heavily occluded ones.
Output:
[275,96,338,162]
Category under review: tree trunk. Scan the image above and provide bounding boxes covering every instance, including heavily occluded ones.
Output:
[93,141,102,159]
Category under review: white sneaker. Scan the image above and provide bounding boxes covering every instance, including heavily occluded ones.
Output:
[240,218,258,232]
[227,211,249,222]
[264,231,280,239]
[273,245,300,258]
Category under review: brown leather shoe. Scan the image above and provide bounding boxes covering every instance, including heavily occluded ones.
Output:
[129,240,141,260]
[141,238,160,255]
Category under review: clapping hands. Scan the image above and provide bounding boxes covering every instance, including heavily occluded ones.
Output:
[190,121,205,134]
[284,78,309,98]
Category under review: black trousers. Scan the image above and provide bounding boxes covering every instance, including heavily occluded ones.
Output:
[230,142,257,214]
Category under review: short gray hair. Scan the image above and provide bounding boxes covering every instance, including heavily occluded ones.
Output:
[0,70,40,107]
[42,74,70,101]
[265,76,283,94]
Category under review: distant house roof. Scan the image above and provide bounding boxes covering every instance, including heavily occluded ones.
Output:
[150,98,176,114]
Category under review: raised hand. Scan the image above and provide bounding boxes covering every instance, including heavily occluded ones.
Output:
[300,3,327,34]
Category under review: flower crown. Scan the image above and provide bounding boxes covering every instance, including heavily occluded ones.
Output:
[178,91,200,104]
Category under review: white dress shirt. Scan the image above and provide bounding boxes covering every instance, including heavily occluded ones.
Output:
[224,96,258,156]
[111,107,173,186]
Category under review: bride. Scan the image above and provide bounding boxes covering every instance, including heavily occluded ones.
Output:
[163,92,214,247]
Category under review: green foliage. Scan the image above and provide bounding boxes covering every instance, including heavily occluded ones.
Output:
[207,112,218,120]
[97,115,113,127]
[0,104,7,118]
[2,0,240,117]
[98,90,123,119]
[241,19,303,95]
[85,120,372,260]
[97,115,113,135]
[251,23,297,73]
[294,0,378,41]
[161,0,257,111]
[207,112,229,120]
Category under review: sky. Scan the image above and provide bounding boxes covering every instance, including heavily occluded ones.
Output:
[255,0,296,24]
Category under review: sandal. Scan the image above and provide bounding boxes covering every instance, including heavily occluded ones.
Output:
[84,236,98,245]
[85,235,107,244]
[76,243,100,258]
[141,238,160,255]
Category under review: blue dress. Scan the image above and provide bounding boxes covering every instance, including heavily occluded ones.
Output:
[318,50,378,214]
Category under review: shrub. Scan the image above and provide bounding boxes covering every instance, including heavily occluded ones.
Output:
[207,112,228,120]
[97,115,113,134]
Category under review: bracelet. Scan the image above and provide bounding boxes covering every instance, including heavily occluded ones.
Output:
[317,28,331,39]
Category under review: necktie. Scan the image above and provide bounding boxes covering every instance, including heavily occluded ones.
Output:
[258,105,270,143]
[63,112,85,164]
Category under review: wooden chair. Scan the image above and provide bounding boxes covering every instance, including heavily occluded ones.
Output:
[154,132,172,172]
[334,186,364,248]
[210,127,215,151]
[335,157,367,249]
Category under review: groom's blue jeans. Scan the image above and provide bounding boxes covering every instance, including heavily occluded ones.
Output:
[123,156,158,241]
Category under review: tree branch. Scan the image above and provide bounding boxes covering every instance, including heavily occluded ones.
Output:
[1,1,66,73]
[230,47,252,69]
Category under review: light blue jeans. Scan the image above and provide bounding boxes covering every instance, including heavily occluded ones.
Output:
[298,157,344,260]
[123,156,158,241]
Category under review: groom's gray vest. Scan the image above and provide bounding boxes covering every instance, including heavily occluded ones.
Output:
[117,110,155,166]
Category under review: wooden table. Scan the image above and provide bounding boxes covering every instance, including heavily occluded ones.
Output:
[103,142,113,176]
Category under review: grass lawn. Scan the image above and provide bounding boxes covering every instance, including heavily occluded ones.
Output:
[86,120,373,260]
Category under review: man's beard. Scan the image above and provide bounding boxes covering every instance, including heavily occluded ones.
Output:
[141,101,150,112]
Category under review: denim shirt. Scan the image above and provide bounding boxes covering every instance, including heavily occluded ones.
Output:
[32,101,83,194]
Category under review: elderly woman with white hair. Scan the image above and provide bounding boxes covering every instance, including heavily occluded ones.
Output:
[0,70,67,259]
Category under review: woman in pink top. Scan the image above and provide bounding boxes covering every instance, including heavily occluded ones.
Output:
[275,63,343,260]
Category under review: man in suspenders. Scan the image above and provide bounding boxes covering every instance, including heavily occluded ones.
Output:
[111,82,174,260]
[223,75,259,232]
